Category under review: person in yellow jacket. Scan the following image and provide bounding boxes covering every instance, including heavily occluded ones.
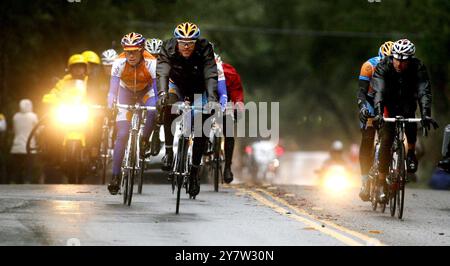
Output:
[43,54,88,104]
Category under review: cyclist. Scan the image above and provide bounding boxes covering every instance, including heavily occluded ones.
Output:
[357,41,393,201]
[220,58,245,184]
[372,39,437,202]
[144,39,165,155]
[107,32,158,195]
[156,22,219,197]
[145,38,163,57]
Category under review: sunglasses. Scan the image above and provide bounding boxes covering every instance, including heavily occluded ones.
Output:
[177,39,197,47]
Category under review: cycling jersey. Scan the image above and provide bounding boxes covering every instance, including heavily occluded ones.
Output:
[157,38,218,102]
[111,53,156,92]
[372,56,432,117]
[108,52,157,107]
[43,75,88,104]
[357,56,381,105]
[223,63,244,103]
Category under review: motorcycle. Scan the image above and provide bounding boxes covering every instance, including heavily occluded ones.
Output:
[27,79,104,184]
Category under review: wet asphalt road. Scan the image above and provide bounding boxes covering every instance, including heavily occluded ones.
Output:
[272,185,450,246]
[0,182,449,246]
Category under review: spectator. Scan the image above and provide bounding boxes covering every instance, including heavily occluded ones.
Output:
[9,99,38,184]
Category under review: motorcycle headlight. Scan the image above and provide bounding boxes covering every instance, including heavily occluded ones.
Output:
[322,165,352,193]
[55,104,89,126]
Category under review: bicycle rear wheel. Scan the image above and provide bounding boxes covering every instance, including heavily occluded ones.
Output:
[213,137,221,192]
[370,178,378,211]
[122,172,128,205]
[137,157,145,194]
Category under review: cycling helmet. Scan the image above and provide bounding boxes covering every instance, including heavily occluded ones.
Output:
[101,49,118,66]
[82,51,101,65]
[392,39,416,60]
[121,32,146,51]
[174,22,201,39]
[145,38,163,55]
[378,41,394,59]
[67,54,88,68]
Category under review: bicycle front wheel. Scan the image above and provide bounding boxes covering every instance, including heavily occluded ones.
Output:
[126,136,137,206]
[397,145,406,219]
[175,137,187,214]
[122,131,138,206]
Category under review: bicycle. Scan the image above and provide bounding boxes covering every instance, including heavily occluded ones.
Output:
[169,102,209,214]
[114,103,156,206]
[98,110,114,185]
[376,116,436,219]
[202,118,224,192]
[368,129,387,213]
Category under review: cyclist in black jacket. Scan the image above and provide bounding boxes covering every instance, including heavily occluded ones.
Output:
[372,39,437,202]
[156,22,219,197]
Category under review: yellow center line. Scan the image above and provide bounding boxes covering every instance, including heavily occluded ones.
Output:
[254,188,386,246]
[237,188,364,246]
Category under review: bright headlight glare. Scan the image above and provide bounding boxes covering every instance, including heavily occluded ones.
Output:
[322,166,351,193]
[55,105,89,125]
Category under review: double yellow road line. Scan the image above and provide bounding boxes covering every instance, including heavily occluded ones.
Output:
[235,186,385,246]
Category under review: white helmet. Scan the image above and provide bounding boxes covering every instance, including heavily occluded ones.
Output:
[392,39,416,60]
[331,141,344,152]
[145,38,163,55]
[101,49,118,66]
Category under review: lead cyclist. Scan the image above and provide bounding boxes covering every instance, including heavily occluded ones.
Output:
[106,32,159,195]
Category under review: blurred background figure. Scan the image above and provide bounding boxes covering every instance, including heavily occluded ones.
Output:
[9,99,38,184]
[83,50,107,175]
[0,113,7,183]
[0,113,6,132]
[430,124,450,190]
[438,124,450,172]
[321,141,348,168]
[244,140,284,182]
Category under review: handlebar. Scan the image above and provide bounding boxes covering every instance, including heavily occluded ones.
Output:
[170,103,211,114]
[382,117,422,123]
[115,103,156,111]
[382,116,437,137]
